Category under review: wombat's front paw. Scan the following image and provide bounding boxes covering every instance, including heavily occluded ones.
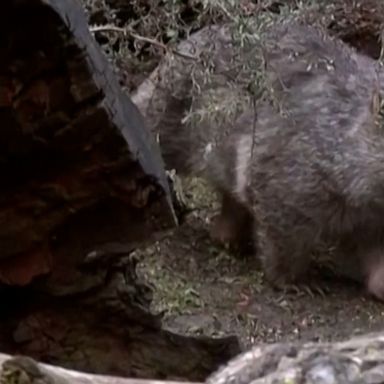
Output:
[209,214,234,244]
[209,214,255,257]
[209,213,240,248]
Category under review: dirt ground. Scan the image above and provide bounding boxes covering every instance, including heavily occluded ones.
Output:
[136,177,384,350]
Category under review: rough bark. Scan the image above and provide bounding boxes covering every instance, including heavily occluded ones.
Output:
[0,353,202,384]
[0,0,177,286]
[0,0,241,381]
[3,331,384,384]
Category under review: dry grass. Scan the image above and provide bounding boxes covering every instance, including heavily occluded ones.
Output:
[81,0,384,142]
[81,0,384,91]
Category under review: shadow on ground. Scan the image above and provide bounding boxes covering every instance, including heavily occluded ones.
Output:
[136,177,384,349]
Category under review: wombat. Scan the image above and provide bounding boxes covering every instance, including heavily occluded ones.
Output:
[146,19,384,300]
[231,22,384,300]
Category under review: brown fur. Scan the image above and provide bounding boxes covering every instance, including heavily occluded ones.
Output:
[238,23,384,298]
[152,20,384,300]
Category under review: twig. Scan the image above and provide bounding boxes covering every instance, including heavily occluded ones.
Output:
[0,353,203,384]
[90,25,197,60]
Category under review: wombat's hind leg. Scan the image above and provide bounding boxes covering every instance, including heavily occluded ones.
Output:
[259,225,328,297]
[360,247,384,302]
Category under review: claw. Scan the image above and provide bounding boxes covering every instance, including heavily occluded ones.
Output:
[310,282,330,297]
[272,280,329,298]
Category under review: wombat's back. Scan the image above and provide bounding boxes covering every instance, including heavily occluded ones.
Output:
[145,19,383,207]
[263,21,379,95]
[238,26,384,246]
[201,21,383,211]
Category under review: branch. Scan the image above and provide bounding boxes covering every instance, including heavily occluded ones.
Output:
[0,353,203,384]
[89,25,197,61]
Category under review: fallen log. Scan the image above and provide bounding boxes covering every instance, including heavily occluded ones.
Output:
[2,331,384,384]
[0,0,177,286]
[0,0,241,380]
[0,353,201,384]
